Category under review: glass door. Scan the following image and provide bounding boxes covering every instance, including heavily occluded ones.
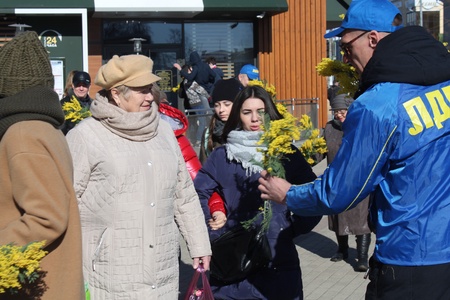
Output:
[149,48,182,108]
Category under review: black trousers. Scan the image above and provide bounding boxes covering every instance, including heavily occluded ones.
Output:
[365,257,450,300]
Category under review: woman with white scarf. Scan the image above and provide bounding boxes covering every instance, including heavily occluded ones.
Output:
[194,86,322,300]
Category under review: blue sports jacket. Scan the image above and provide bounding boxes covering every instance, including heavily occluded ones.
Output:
[287,26,450,266]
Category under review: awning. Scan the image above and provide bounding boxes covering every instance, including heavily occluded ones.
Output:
[200,0,288,18]
[203,0,287,12]
[0,0,95,12]
[93,0,204,18]
[327,0,348,22]
[1,0,288,19]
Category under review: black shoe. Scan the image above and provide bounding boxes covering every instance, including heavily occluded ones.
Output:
[355,234,371,272]
[330,251,348,262]
[356,260,368,272]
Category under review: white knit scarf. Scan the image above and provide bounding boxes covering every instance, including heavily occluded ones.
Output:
[225,130,266,176]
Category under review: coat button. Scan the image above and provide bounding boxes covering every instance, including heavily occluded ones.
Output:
[148,161,152,166]
[149,244,154,248]
[151,285,156,289]
[150,203,155,207]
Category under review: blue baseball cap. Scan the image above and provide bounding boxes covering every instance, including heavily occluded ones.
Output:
[239,64,260,80]
[324,0,402,38]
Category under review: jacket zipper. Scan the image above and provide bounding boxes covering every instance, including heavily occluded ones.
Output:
[92,227,107,272]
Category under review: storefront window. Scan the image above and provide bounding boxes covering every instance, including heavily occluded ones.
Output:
[103,20,182,44]
[103,20,255,78]
[184,22,254,77]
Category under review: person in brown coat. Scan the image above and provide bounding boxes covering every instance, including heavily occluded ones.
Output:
[0,31,84,299]
[323,94,371,272]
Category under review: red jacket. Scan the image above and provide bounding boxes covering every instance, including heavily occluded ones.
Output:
[158,103,225,214]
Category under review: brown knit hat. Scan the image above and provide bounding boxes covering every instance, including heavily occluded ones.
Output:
[95,55,161,90]
[0,31,55,98]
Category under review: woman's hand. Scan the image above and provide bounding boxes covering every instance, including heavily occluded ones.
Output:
[208,211,227,230]
[193,255,211,270]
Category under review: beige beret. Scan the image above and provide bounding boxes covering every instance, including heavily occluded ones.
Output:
[94,54,160,90]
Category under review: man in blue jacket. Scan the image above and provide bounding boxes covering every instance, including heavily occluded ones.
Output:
[258,0,450,299]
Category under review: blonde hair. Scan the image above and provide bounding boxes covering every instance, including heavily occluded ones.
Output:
[63,70,78,97]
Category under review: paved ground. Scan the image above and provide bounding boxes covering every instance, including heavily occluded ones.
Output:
[179,156,375,300]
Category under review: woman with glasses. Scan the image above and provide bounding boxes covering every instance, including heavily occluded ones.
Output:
[324,94,372,272]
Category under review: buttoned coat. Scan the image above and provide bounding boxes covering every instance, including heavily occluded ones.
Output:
[66,99,211,299]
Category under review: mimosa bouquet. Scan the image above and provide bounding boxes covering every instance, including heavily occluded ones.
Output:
[298,114,327,166]
[0,241,48,297]
[244,103,300,233]
[62,96,92,124]
[316,58,359,97]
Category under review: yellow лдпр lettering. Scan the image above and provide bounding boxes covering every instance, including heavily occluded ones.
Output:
[425,90,450,129]
[403,86,450,136]
[403,97,433,135]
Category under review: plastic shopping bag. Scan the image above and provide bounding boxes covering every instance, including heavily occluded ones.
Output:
[183,264,214,300]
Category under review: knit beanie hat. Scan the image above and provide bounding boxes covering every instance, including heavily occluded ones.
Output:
[211,78,241,104]
[330,94,354,110]
[0,31,54,98]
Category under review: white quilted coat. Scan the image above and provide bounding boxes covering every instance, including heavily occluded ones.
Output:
[66,97,211,300]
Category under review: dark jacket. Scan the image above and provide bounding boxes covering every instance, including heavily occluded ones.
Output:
[180,52,219,94]
[60,91,92,135]
[194,145,321,299]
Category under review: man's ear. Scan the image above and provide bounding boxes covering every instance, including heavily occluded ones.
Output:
[368,30,383,49]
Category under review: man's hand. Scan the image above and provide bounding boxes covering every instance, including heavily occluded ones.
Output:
[193,255,211,270]
[258,170,292,205]
[208,211,227,230]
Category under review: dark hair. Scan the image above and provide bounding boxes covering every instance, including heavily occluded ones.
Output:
[222,85,282,142]
[206,56,216,65]
[206,116,220,153]
[181,64,191,73]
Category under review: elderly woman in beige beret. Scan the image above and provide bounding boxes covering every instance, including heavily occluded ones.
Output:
[66,54,211,299]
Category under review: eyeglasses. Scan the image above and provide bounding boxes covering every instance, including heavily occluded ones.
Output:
[333,109,347,116]
[339,31,368,56]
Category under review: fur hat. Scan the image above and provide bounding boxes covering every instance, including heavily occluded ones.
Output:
[330,94,354,110]
[95,55,160,90]
[211,79,241,104]
[0,31,54,98]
